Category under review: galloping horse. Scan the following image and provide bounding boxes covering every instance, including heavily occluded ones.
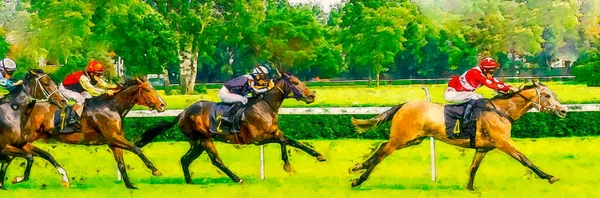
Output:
[12,77,166,189]
[0,69,68,189]
[349,81,567,190]
[134,70,326,184]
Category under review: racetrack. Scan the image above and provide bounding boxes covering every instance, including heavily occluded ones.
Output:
[0,138,598,197]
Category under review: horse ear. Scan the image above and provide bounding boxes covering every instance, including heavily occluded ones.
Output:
[136,77,143,84]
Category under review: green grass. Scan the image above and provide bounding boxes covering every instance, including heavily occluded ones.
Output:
[146,82,600,110]
[0,138,598,197]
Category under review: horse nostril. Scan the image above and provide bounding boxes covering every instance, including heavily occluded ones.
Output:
[160,103,166,107]
[560,110,567,114]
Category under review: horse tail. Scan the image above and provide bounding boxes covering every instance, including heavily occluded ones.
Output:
[351,103,405,134]
[134,113,181,148]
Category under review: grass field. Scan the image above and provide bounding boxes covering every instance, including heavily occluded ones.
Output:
[146,82,600,110]
[0,137,598,197]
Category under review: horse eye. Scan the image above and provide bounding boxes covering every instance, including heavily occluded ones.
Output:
[545,94,551,98]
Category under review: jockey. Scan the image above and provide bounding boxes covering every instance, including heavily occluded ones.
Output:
[444,57,518,139]
[59,60,119,125]
[0,58,22,94]
[218,65,274,124]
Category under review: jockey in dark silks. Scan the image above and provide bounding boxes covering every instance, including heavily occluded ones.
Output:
[218,65,274,124]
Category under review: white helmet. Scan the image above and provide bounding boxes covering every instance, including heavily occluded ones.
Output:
[252,66,269,75]
[0,58,17,72]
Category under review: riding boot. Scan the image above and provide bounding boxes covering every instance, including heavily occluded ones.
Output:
[461,99,479,138]
[222,102,243,124]
[68,104,83,131]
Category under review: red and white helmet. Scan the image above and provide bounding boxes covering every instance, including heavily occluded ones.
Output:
[479,57,499,70]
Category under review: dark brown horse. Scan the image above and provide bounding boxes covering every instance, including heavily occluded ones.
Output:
[0,69,68,189]
[349,81,567,190]
[134,70,326,184]
[12,77,166,189]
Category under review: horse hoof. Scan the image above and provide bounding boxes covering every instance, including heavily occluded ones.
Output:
[153,171,162,176]
[12,176,24,184]
[284,163,292,172]
[349,163,362,173]
[126,185,138,190]
[467,186,475,191]
[61,181,70,188]
[351,179,361,188]
[316,155,326,162]
[238,179,245,184]
[549,176,560,184]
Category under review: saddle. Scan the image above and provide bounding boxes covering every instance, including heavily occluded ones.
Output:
[444,98,487,148]
[54,99,92,134]
[208,102,246,135]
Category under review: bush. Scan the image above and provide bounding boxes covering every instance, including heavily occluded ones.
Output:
[122,112,600,141]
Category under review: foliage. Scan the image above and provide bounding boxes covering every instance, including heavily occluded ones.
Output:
[123,112,600,141]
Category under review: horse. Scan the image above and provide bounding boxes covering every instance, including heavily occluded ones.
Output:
[348,81,567,190]
[12,77,166,189]
[0,69,68,189]
[133,70,327,184]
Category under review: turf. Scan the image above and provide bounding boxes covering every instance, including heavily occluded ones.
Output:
[0,137,598,197]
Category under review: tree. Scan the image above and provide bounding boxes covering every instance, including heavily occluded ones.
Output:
[257,2,325,72]
[145,0,219,94]
[93,0,179,76]
[340,2,412,86]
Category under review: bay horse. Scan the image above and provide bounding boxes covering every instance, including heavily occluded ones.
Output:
[349,81,567,190]
[0,69,68,189]
[134,71,327,184]
[12,77,166,189]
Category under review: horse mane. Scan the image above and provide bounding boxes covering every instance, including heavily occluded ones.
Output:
[490,84,538,100]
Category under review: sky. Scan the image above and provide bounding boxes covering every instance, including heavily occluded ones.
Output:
[287,0,344,12]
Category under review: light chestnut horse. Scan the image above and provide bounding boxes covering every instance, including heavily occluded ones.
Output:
[349,81,567,190]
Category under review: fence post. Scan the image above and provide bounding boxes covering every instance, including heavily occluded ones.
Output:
[421,86,437,182]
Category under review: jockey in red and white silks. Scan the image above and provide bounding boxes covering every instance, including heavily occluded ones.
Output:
[444,57,518,104]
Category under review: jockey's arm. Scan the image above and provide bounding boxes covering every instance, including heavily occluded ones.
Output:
[248,80,270,94]
[95,78,118,89]
[0,75,15,90]
[79,75,108,96]
[475,74,511,92]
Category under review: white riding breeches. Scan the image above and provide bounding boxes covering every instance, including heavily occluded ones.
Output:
[59,84,92,106]
[218,86,248,104]
[443,87,483,104]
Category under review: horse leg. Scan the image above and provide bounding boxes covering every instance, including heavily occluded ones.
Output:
[494,137,558,184]
[109,145,137,189]
[181,140,205,184]
[200,140,243,183]
[12,154,33,184]
[350,136,424,188]
[13,145,70,187]
[0,157,14,190]
[281,135,326,162]
[278,137,293,172]
[466,149,491,191]
[108,135,161,176]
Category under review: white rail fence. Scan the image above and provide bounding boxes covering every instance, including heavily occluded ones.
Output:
[125,104,600,117]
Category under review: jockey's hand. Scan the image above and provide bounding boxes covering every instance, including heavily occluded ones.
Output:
[509,87,519,93]
[13,80,23,86]
[107,89,116,96]
[268,80,275,89]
